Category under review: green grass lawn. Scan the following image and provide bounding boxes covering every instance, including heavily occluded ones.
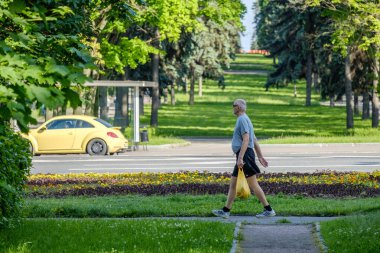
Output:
[22,194,380,218]
[139,54,380,143]
[233,53,274,65]
[17,194,380,252]
[320,210,380,253]
[0,219,235,253]
[228,63,274,71]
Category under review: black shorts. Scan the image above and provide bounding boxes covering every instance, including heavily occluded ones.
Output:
[232,148,261,178]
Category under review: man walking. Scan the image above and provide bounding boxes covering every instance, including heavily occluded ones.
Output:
[212,99,275,218]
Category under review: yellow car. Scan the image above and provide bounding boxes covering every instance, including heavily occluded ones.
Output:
[22,115,128,155]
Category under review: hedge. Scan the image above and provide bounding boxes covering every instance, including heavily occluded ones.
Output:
[0,124,31,228]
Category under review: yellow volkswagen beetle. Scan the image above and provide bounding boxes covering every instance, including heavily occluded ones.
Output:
[22,115,128,155]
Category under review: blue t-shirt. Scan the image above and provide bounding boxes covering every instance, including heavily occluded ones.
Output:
[231,113,255,153]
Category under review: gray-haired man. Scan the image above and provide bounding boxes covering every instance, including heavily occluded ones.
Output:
[212,99,275,218]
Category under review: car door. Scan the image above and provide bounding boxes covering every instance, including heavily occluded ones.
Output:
[71,119,96,150]
[35,119,77,151]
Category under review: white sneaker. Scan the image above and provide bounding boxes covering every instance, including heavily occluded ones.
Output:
[256,209,276,218]
[212,209,230,219]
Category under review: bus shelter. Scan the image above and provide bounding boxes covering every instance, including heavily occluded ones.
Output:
[84,80,158,149]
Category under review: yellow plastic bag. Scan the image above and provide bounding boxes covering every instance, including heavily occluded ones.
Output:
[236,168,251,199]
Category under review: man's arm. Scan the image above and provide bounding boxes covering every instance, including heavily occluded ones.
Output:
[254,137,268,167]
[237,133,249,169]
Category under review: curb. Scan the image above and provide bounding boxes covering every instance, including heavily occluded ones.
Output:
[230,222,242,253]
[313,222,329,253]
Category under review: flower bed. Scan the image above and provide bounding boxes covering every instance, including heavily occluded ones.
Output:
[26,171,380,198]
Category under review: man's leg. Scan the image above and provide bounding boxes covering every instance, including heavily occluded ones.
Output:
[246,175,269,206]
[247,175,276,217]
[225,176,237,209]
[212,176,237,218]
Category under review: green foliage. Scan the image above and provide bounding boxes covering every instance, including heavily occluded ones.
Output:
[0,124,31,228]
[136,0,201,42]
[320,210,380,253]
[21,195,380,218]
[307,0,380,56]
[0,219,235,253]
[159,0,245,94]
[199,0,246,29]
[100,37,159,72]
[0,0,95,132]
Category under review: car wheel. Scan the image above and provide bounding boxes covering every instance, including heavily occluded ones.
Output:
[28,141,34,155]
[86,138,107,155]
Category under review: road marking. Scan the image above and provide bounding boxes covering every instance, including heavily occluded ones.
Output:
[32,157,234,163]
[32,154,380,163]
[66,164,380,171]
[68,167,234,171]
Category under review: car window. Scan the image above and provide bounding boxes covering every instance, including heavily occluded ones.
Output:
[46,119,76,129]
[76,120,94,128]
[94,118,112,128]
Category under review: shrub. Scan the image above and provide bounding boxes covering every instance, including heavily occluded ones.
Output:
[0,124,31,228]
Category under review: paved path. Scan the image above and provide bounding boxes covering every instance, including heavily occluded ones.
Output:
[226,216,334,253]
[139,215,336,253]
[241,224,319,253]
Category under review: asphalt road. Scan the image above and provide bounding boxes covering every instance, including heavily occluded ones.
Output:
[30,139,380,174]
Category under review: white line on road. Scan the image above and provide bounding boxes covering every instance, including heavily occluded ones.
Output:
[32,157,233,163]
[32,155,380,163]
[68,164,380,171]
[68,167,233,171]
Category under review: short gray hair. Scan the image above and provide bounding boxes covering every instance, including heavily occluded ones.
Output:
[234,99,246,111]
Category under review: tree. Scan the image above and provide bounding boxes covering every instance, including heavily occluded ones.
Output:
[135,0,200,127]
[86,1,158,126]
[159,0,244,106]
[255,0,326,106]
[0,0,95,227]
[308,0,380,128]
[0,0,95,132]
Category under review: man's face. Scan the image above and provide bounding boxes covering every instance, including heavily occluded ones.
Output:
[233,102,240,116]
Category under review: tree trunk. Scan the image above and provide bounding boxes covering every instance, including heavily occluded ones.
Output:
[353,90,359,116]
[329,95,335,107]
[84,87,97,116]
[114,68,129,128]
[293,83,297,97]
[183,77,188,93]
[345,48,354,129]
[189,69,195,105]
[139,90,144,116]
[163,87,168,104]
[170,84,176,105]
[114,88,129,127]
[372,58,379,128]
[362,91,370,120]
[198,76,203,97]
[305,53,312,106]
[150,29,160,127]
[93,88,99,117]
[305,11,314,107]
[73,106,82,115]
[99,86,108,120]
[313,71,319,94]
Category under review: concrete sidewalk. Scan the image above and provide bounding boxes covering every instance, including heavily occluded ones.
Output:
[155,215,337,253]
[230,216,334,253]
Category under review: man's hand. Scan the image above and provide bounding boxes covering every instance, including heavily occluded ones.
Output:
[237,157,244,169]
[258,157,268,168]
